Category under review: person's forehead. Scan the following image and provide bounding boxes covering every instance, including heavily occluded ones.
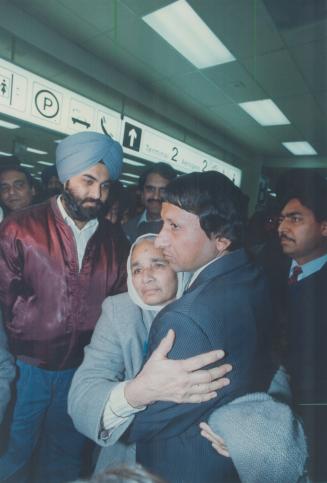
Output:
[132,240,164,260]
[161,201,197,223]
[0,170,28,184]
[282,198,313,216]
[72,162,110,181]
[144,172,169,188]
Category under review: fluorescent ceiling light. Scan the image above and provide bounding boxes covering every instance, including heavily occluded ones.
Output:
[123,159,146,167]
[122,172,139,179]
[239,99,291,126]
[0,119,20,129]
[121,179,136,185]
[143,0,235,69]
[37,161,54,166]
[26,147,48,155]
[20,163,34,168]
[0,151,13,157]
[282,141,317,156]
[54,139,62,143]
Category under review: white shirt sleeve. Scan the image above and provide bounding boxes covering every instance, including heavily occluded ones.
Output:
[102,380,146,431]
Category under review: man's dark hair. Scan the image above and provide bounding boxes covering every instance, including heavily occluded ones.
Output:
[165,171,246,249]
[138,162,177,190]
[277,170,327,222]
[0,163,34,188]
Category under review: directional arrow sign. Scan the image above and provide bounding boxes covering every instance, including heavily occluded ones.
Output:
[123,122,141,151]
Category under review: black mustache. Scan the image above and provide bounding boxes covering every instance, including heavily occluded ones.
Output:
[280,234,294,242]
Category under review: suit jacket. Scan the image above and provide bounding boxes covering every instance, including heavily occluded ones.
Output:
[68,293,154,472]
[284,261,327,481]
[128,249,275,483]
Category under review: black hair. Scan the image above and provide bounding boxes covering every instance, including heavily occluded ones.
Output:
[0,162,34,188]
[277,170,327,222]
[138,162,177,190]
[165,171,246,249]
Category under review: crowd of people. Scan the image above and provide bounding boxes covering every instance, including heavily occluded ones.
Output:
[0,130,326,483]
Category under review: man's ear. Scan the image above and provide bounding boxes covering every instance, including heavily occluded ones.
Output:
[215,236,232,253]
[321,220,327,237]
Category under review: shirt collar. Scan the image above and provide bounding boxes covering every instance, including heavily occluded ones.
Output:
[290,253,327,281]
[57,195,99,232]
[187,254,223,289]
[137,210,161,226]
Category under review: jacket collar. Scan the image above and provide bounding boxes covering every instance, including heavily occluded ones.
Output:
[186,248,249,293]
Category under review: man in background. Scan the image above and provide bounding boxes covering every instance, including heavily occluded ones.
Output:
[123,162,176,242]
[277,171,327,481]
[0,131,129,483]
[0,160,35,216]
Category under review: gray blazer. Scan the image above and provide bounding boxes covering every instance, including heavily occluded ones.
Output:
[0,310,15,424]
[68,292,154,472]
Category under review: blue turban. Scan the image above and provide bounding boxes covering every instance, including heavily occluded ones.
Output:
[56,131,123,183]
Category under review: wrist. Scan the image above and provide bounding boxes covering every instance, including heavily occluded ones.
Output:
[124,377,151,408]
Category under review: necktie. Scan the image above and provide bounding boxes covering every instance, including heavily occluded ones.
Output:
[288,265,303,285]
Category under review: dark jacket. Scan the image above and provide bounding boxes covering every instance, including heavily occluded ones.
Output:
[128,249,275,483]
[0,197,129,370]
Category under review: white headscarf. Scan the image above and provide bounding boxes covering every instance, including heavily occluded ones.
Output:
[127,233,189,312]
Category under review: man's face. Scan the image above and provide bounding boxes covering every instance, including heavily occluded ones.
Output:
[0,170,35,212]
[155,202,219,272]
[278,198,327,265]
[62,162,110,222]
[142,173,169,220]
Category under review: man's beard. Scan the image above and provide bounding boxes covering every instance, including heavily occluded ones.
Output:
[61,183,105,222]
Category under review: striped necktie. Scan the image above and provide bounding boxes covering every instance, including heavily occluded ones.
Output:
[288,265,303,285]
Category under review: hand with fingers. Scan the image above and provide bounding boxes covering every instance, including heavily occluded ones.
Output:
[124,328,232,408]
[199,422,230,457]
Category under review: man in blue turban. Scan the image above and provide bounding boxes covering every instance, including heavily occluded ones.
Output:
[0,131,130,483]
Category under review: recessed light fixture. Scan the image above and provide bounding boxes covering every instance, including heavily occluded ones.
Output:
[26,147,48,155]
[143,0,235,69]
[0,119,20,129]
[37,161,54,166]
[239,99,291,126]
[0,151,13,157]
[122,172,139,179]
[20,163,34,168]
[282,141,317,156]
[123,159,146,167]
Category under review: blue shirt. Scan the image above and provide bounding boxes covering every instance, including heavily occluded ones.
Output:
[290,254,327,281]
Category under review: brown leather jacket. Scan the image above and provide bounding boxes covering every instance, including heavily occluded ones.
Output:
[0,197,129,370]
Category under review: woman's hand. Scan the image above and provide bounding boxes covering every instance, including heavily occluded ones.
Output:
[199,421,230,457]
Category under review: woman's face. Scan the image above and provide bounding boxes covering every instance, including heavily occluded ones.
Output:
[131,239,178,306]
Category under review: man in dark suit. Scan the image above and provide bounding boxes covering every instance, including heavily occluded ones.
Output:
[277,171,327,482]
[127,171,275,483]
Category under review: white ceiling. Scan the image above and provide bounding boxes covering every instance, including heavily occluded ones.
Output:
[0,0,326,182]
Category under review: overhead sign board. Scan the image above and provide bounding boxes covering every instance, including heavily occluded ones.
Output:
[121,116,242,186]
[0,58,122,140]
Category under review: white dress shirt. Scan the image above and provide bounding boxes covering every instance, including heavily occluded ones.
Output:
[57,196,98,270]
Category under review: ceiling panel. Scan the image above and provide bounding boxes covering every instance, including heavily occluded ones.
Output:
[12,0,102,46]
[204,62,266,103]
[241,49,310,98]
[154,71,231,108]
[290,38,327,93]
[57,0,117,33]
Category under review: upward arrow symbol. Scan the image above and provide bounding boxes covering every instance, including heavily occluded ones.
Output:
[128,128,137,147]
